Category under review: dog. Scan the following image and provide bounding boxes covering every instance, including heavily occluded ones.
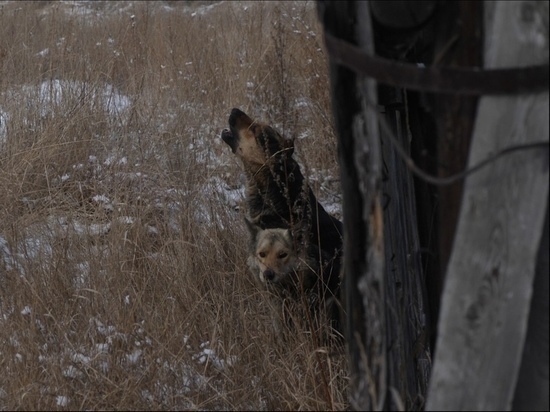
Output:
[220,108,342,261]
[245,218,341,337]
[245,217,317,291]
[221,108,343,334]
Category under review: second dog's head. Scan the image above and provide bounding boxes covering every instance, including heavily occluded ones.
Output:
[221,108,294,171]
[245,218,298,285]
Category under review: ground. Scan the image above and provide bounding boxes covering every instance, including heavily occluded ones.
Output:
[0,1,347,410]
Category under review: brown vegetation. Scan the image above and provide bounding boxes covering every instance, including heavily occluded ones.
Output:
[0,1,346,410]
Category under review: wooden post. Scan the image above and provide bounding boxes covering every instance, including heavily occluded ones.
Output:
[319,2,433,409]
[318,2,385,409]
[427,1,549,409]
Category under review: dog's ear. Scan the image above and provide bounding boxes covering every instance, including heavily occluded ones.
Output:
[244,216,260,238]
[283,228,293,243]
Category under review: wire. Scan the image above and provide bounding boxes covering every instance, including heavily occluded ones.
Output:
[372,100,549,186]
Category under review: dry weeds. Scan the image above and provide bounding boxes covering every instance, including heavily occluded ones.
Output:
[0,1,346,410]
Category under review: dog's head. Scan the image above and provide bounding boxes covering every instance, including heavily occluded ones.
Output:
[245,218,298,285]
[221,108,294,170]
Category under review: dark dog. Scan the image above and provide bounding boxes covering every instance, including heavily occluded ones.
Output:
[221,108,343,334]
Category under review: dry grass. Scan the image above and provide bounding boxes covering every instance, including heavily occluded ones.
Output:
[0,1,346,410]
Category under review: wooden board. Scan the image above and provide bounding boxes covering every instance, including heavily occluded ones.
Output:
[427,1,549,410]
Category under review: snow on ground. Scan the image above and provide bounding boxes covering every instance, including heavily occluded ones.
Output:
[8,308,233,408]
[0,85,338,411]
[0,89,340,408]
[0,99,339,409]
[0,79,130,136]
[0,68,340,288]
[0,109,8,143]
[0,74,248,407]
[0,2,340,407]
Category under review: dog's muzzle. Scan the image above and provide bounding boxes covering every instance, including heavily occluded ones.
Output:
[263,269,276,282]
[221,129,238,153]
[228,108,252,129]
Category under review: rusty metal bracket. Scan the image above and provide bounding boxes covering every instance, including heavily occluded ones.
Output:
[324,32,549,95]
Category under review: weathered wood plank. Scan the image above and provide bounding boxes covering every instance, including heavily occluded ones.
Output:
[426,1,549,410]
[317,2,384,409]
[320,2,433,409]
[512,206,549,411]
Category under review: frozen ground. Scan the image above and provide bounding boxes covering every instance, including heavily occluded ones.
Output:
[0,1,342,408]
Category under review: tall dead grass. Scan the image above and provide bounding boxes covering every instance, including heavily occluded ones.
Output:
[0,1,346,410]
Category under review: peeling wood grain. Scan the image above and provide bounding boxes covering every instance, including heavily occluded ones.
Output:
[427,1,549,410]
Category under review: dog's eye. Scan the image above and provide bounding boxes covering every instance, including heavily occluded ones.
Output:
[258,252,266,258]
[278,252,288,259]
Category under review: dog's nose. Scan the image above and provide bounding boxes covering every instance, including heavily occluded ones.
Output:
[264,269,276,282]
